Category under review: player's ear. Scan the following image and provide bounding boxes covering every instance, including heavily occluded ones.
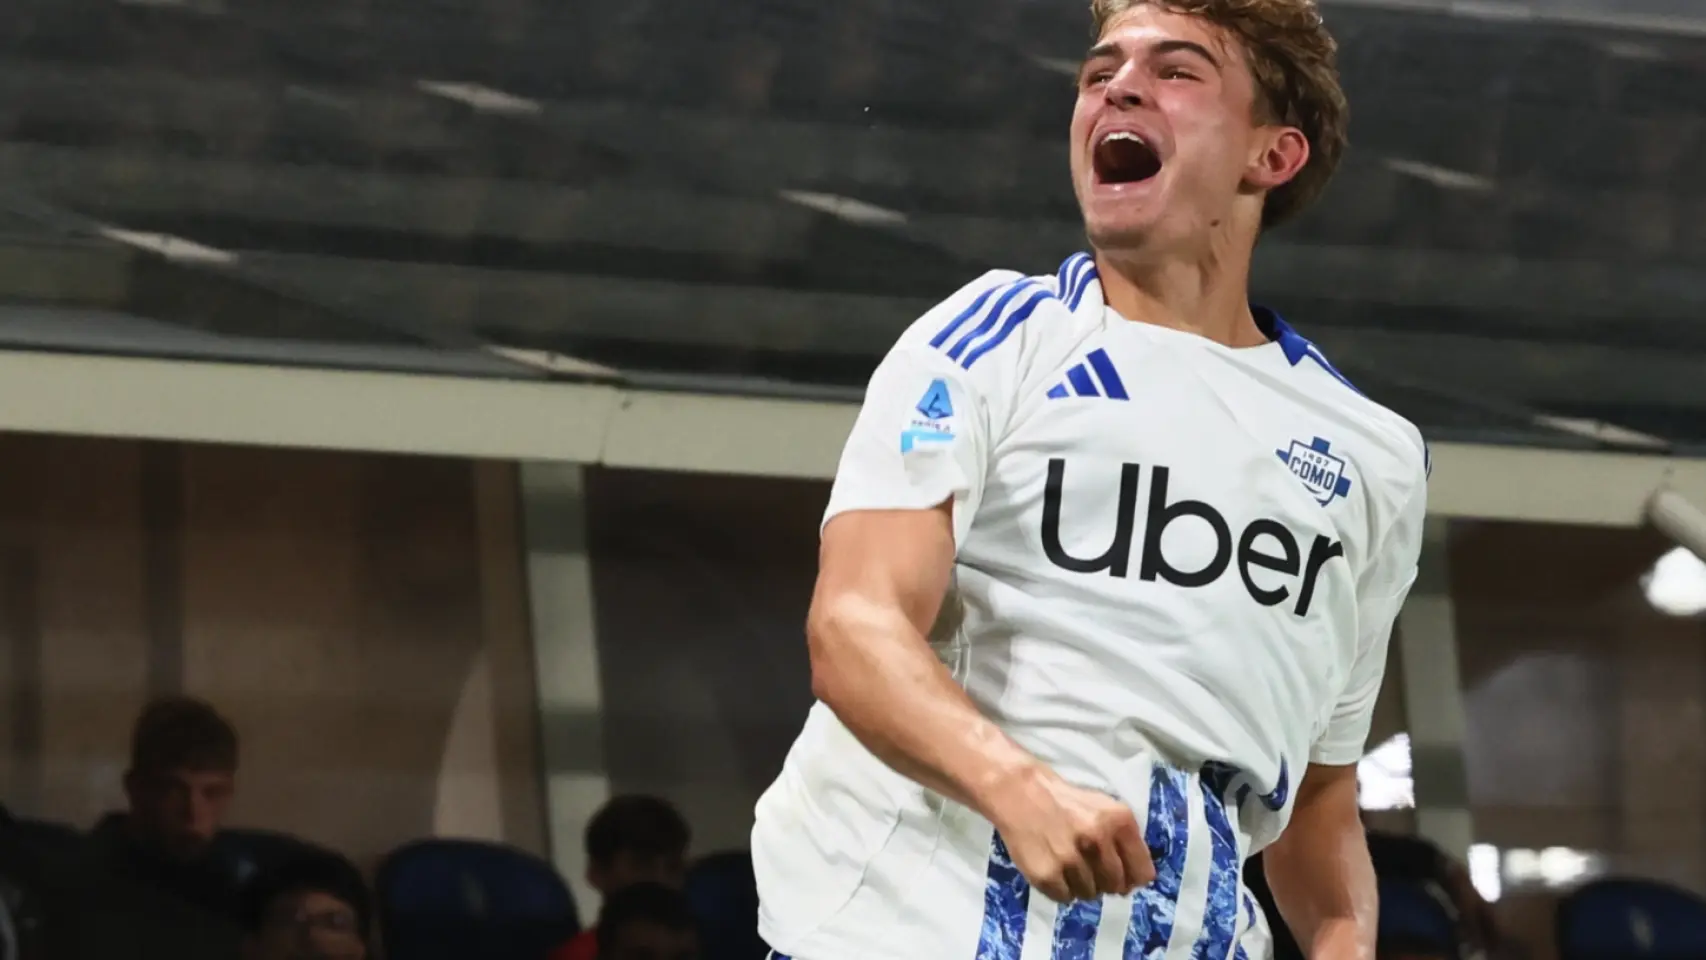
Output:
[1246,126,1310,192]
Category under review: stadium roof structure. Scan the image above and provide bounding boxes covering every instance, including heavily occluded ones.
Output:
[0,0,1702,524]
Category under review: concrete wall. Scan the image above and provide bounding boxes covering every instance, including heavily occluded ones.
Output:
[0,435,545,872]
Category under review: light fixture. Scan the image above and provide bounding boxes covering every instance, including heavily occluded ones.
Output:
[778,190,907,228]
[1468,844,1502,902]
[1357,733,1414,811]
[1641,547,1706,617]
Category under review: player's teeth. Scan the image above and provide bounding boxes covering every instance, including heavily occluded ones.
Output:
[1102,131,1144,146]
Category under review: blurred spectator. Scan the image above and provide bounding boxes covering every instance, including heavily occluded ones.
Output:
[551,795,691,960]
[91,696,242,919]
[239,855,371,960]
[595,882,698,960]
[1366,830,1500,956]
[1247,829,1499,960]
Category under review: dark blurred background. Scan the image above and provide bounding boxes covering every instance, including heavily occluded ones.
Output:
[0,0,1703,444]
[1,3,1705,960]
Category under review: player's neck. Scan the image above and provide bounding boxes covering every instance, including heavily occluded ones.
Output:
[1093,245,1265,349]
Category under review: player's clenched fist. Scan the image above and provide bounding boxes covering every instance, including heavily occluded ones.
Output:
[986,764,1155,904]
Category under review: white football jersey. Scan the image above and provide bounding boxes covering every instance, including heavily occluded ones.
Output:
[752,253,1429,960]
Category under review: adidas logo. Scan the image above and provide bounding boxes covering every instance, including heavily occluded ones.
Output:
[1046,348,1129,400]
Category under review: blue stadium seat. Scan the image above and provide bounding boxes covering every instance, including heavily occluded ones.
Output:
[1557,878,1706,960]
[1377,877,1459,959]
[212,828,352,890]
[684,850,766,960]
[376,838,579,960]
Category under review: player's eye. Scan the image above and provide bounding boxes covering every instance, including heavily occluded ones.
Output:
[1081,69,1114,88]
[1160,67,1198,81]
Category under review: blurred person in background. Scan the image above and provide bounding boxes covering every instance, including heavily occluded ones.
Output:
[92,696,242,919]
[552,795,691,960]
[1246,830,1500,960]
[594,882,698,960]
[1365,830,1500,958]
[239,855,371,960]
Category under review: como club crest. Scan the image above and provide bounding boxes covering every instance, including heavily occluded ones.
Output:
[1276,437,1353,507]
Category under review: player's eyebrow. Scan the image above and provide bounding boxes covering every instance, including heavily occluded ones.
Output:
[1152,39,1221,70]
[1081,38,1223,72]
[1084,41,1122,63]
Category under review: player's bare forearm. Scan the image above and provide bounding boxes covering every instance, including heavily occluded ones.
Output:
[808,507,1045,820]
[1263,763,1377,960]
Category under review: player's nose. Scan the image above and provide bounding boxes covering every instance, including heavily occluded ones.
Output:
[1101,69,1148,110]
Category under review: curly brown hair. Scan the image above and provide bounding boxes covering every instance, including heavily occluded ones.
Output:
[1089,0,1348,228]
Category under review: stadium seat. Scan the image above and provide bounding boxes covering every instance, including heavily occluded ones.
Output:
[1377,877,1460,960]
[1556,878,1706,960]
[684,850,767,960]
[212,827,351,890]
[376,838,579,960]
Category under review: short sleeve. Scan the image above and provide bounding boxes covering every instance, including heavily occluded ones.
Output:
[1310,468,1428,766]
[823,273,1027,548]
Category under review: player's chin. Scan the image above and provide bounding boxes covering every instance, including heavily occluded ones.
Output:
[1082,202,1161,253]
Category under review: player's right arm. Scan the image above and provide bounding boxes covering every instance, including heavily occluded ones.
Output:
[805,274,1152,903]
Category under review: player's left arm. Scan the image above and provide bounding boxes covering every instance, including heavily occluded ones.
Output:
[1266,454,1430,960]
[1264,762,1375,960]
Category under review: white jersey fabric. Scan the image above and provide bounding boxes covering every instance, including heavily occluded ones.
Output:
[752,253,1429,960]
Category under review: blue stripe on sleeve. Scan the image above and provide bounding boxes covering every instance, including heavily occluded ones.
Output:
[947,281,1037,362]
[930,283,1005,350]
[959,286,1053,370]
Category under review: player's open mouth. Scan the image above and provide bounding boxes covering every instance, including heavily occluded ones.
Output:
[1093,131,1162,186]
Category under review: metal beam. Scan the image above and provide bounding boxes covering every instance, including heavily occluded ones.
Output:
[519,462,610,916]
[1396,517,1473,863]
[1,347,1704,524]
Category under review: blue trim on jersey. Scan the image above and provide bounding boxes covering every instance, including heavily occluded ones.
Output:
[1056,252,1099,312]
[1052,898,1104,960]
[1071,258,1100,311]
[1127,767,1189,960]
[1066,363,1101,398]
[929,283,1005,350]
[960,286,1054,370]
[1086,348,1129,400]
[1047,383,1070,400]
[934,261,1101,374]
[946,281,1037,363]
[977,833,1031,960]
[1056,256,1085,303]
[1260,307,1364,397]
[1191,772,1241,960]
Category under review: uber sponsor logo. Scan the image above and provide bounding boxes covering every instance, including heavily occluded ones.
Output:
[1040,459,1345,617]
